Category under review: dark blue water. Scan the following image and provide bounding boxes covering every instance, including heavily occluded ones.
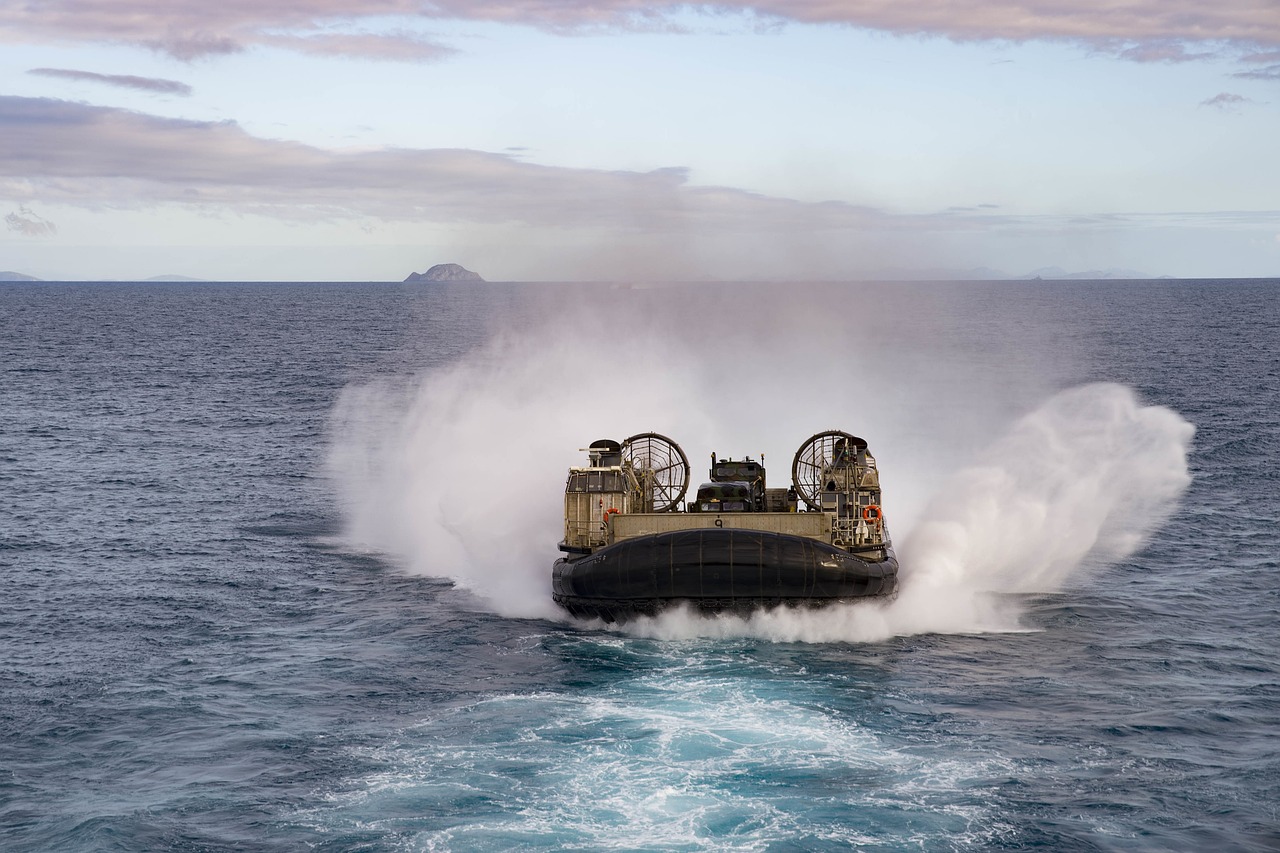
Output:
[2,280,1277,851]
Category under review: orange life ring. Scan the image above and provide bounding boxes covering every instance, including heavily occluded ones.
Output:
[603,508,621,524]
[862,504,883,522]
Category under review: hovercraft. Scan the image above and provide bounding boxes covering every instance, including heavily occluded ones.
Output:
[552,431,898,622]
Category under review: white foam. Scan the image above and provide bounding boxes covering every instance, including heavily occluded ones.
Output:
[297,651,1022,850]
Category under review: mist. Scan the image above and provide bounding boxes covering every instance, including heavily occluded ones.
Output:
[326,282,1194,641]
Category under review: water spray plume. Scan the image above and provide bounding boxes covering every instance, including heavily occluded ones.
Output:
[327,325,709,619]
[880,382,1194,636]
[617,384,1193,643]
[328,289,1193,641]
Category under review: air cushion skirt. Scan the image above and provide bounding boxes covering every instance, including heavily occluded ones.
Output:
[552,528,898,622]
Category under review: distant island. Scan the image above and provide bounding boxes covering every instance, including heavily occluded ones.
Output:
[1016,266,1154,281]
[404,263,484,283]
[1,271,40,281]
[862,265,1159,281]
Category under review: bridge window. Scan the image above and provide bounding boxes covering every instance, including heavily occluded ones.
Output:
[567,472,623,493]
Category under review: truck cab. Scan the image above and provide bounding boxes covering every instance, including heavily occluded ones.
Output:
[693,481,755,512]
[690,453,765,512]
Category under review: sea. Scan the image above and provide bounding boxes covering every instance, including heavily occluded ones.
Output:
[1,278,1276,852]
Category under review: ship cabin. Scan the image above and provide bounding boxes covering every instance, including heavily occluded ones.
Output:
[560,439,647,554]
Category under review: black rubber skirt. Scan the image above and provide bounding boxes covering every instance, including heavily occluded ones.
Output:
[552,528,898,622]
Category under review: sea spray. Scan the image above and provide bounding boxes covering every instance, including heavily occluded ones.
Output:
[901,383,1195,591]
[327,326,710,619]
[884,382,1195,635]
[324,282,964,620]
[327,285,1193,639]
[625,383,1195,642]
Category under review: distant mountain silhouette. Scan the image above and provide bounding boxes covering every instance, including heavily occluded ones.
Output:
[405,263,484,282]
[1018,266,1153,280]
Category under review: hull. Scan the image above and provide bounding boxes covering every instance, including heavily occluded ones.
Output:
[552,527,898,622]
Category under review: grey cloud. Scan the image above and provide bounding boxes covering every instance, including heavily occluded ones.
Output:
[1233,64,1280,81]
[261,32,457,62]
[0,96,899,234]
[1,1,1277,61]
[422,1,1280,46]
[7,97,1276,249]
[1200,92,1249,109]
[1115,41,1217,63]
[28,67,193,95]
[5,206,57,236]
[143,33,242,61]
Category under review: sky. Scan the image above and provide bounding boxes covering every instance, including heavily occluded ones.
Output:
[1,0,1278,281]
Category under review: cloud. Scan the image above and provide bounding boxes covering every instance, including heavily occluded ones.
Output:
[945,202,1001,213]
[0,96,899,234]
[6,96,1279,282]
[27,67,193,95]
[1200,92,1250,109]
[260,32,457,62]
[1233,63,1280,81]
[5,205,57,236]
[0,1,1276,61]
[8,96,1279,236]
[142,33,242,61]
[1115,40,1217,63]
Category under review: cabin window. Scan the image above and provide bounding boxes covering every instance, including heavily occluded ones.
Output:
[567,471,623,493]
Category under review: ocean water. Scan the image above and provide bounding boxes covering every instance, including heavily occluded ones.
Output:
[1,279,1277,852]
